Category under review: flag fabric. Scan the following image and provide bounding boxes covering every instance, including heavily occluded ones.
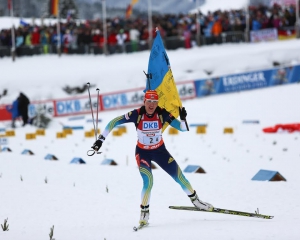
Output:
[20,19,29,27]
[125,0,139,19]
[131,0,139,5]
[278,29,296,40]
[7,0,11,10]
[49,0,59,16]
[146,28,182,132]
[125,4,133,19]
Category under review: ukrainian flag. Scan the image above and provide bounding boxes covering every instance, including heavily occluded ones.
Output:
[146,28,182,132]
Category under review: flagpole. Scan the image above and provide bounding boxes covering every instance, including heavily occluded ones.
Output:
[296,0,300,38]
[102,0,108,55]
[147,0,153,49]
[195,0,201,46]
[56,1,61,57]
[245,2,250,42]
[9,0,16,62]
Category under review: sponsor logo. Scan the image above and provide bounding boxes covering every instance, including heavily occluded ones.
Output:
[146,133,155,137]
[177,83,195,99]
[29,102,54,117]
[149,143,161,149]
[102,91,144,109]
[141,159,150,168]
[223,72,266,87]
[56,100,82,114]
[143,121,159,130]
[55,98,99,116]
[168,157,174,164]
[125,111,132,120]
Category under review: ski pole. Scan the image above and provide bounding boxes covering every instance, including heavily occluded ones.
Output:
[86,82,97,142]
[86,83,102,156]
[95,88,100,139]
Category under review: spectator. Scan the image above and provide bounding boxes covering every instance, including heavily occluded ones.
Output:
[15,30,24,56]
[272,14,282,29]
[107,29,117,54]
[18,92,30,126]
[183,25,191,49]
[31,27,40,45]
[92,29,101,47]
[212,17,222,36]
[116,28,127,53]
[63,29,73,53]
[40,30,49,54]
[252,16,262,30]
[70,28,78,52]
[6,98,20,128]
[24,29,32,46]
[129,25,140,52]
[82,29,92,54]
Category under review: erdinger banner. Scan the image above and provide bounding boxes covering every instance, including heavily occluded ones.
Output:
[194,65,300,97]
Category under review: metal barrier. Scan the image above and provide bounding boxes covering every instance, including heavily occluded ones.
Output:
[200,31,245,45]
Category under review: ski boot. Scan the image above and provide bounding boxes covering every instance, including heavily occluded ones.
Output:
[139,205,150,225]
[189,191,214,211]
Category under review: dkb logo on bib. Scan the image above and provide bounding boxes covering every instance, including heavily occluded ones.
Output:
[143,121,159,130]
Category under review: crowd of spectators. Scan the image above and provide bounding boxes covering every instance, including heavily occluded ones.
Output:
[0,3,298,56]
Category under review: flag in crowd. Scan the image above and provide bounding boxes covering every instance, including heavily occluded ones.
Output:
[19,19,29,27]
[125,0,139,19]
[7,0,12,10]
[125,4,133,19]
[49,0,59,16]
[146,28,182,132]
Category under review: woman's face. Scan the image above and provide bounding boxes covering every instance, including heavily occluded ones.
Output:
[144,99,158,115]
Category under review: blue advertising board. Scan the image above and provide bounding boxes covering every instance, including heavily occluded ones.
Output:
[195,65,300,97]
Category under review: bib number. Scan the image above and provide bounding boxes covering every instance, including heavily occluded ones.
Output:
[143,136,161,145]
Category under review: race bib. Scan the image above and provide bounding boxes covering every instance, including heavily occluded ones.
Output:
[142,135,161,145]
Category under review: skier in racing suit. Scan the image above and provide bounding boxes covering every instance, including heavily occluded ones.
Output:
[92,90,213,225]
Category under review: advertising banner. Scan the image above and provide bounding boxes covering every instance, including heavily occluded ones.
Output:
[53,95,99,117]
[28,100,55,118]
[250,28,278,42]
[101,88,145,111]
[195,65,300,97]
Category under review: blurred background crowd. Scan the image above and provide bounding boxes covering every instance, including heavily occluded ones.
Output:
[0,2,299,56]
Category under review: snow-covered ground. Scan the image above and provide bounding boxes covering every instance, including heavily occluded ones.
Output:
[1,25,300,240]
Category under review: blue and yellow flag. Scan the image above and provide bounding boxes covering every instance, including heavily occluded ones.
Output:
[146,28,182,132]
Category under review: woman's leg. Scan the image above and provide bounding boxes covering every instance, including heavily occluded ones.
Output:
[153,148,194,195]
[135,151,153,207]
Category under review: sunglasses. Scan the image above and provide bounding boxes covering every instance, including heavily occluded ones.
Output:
[145,99,158,103]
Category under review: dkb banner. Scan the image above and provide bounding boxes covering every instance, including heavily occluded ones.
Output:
[194,65,300,97]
